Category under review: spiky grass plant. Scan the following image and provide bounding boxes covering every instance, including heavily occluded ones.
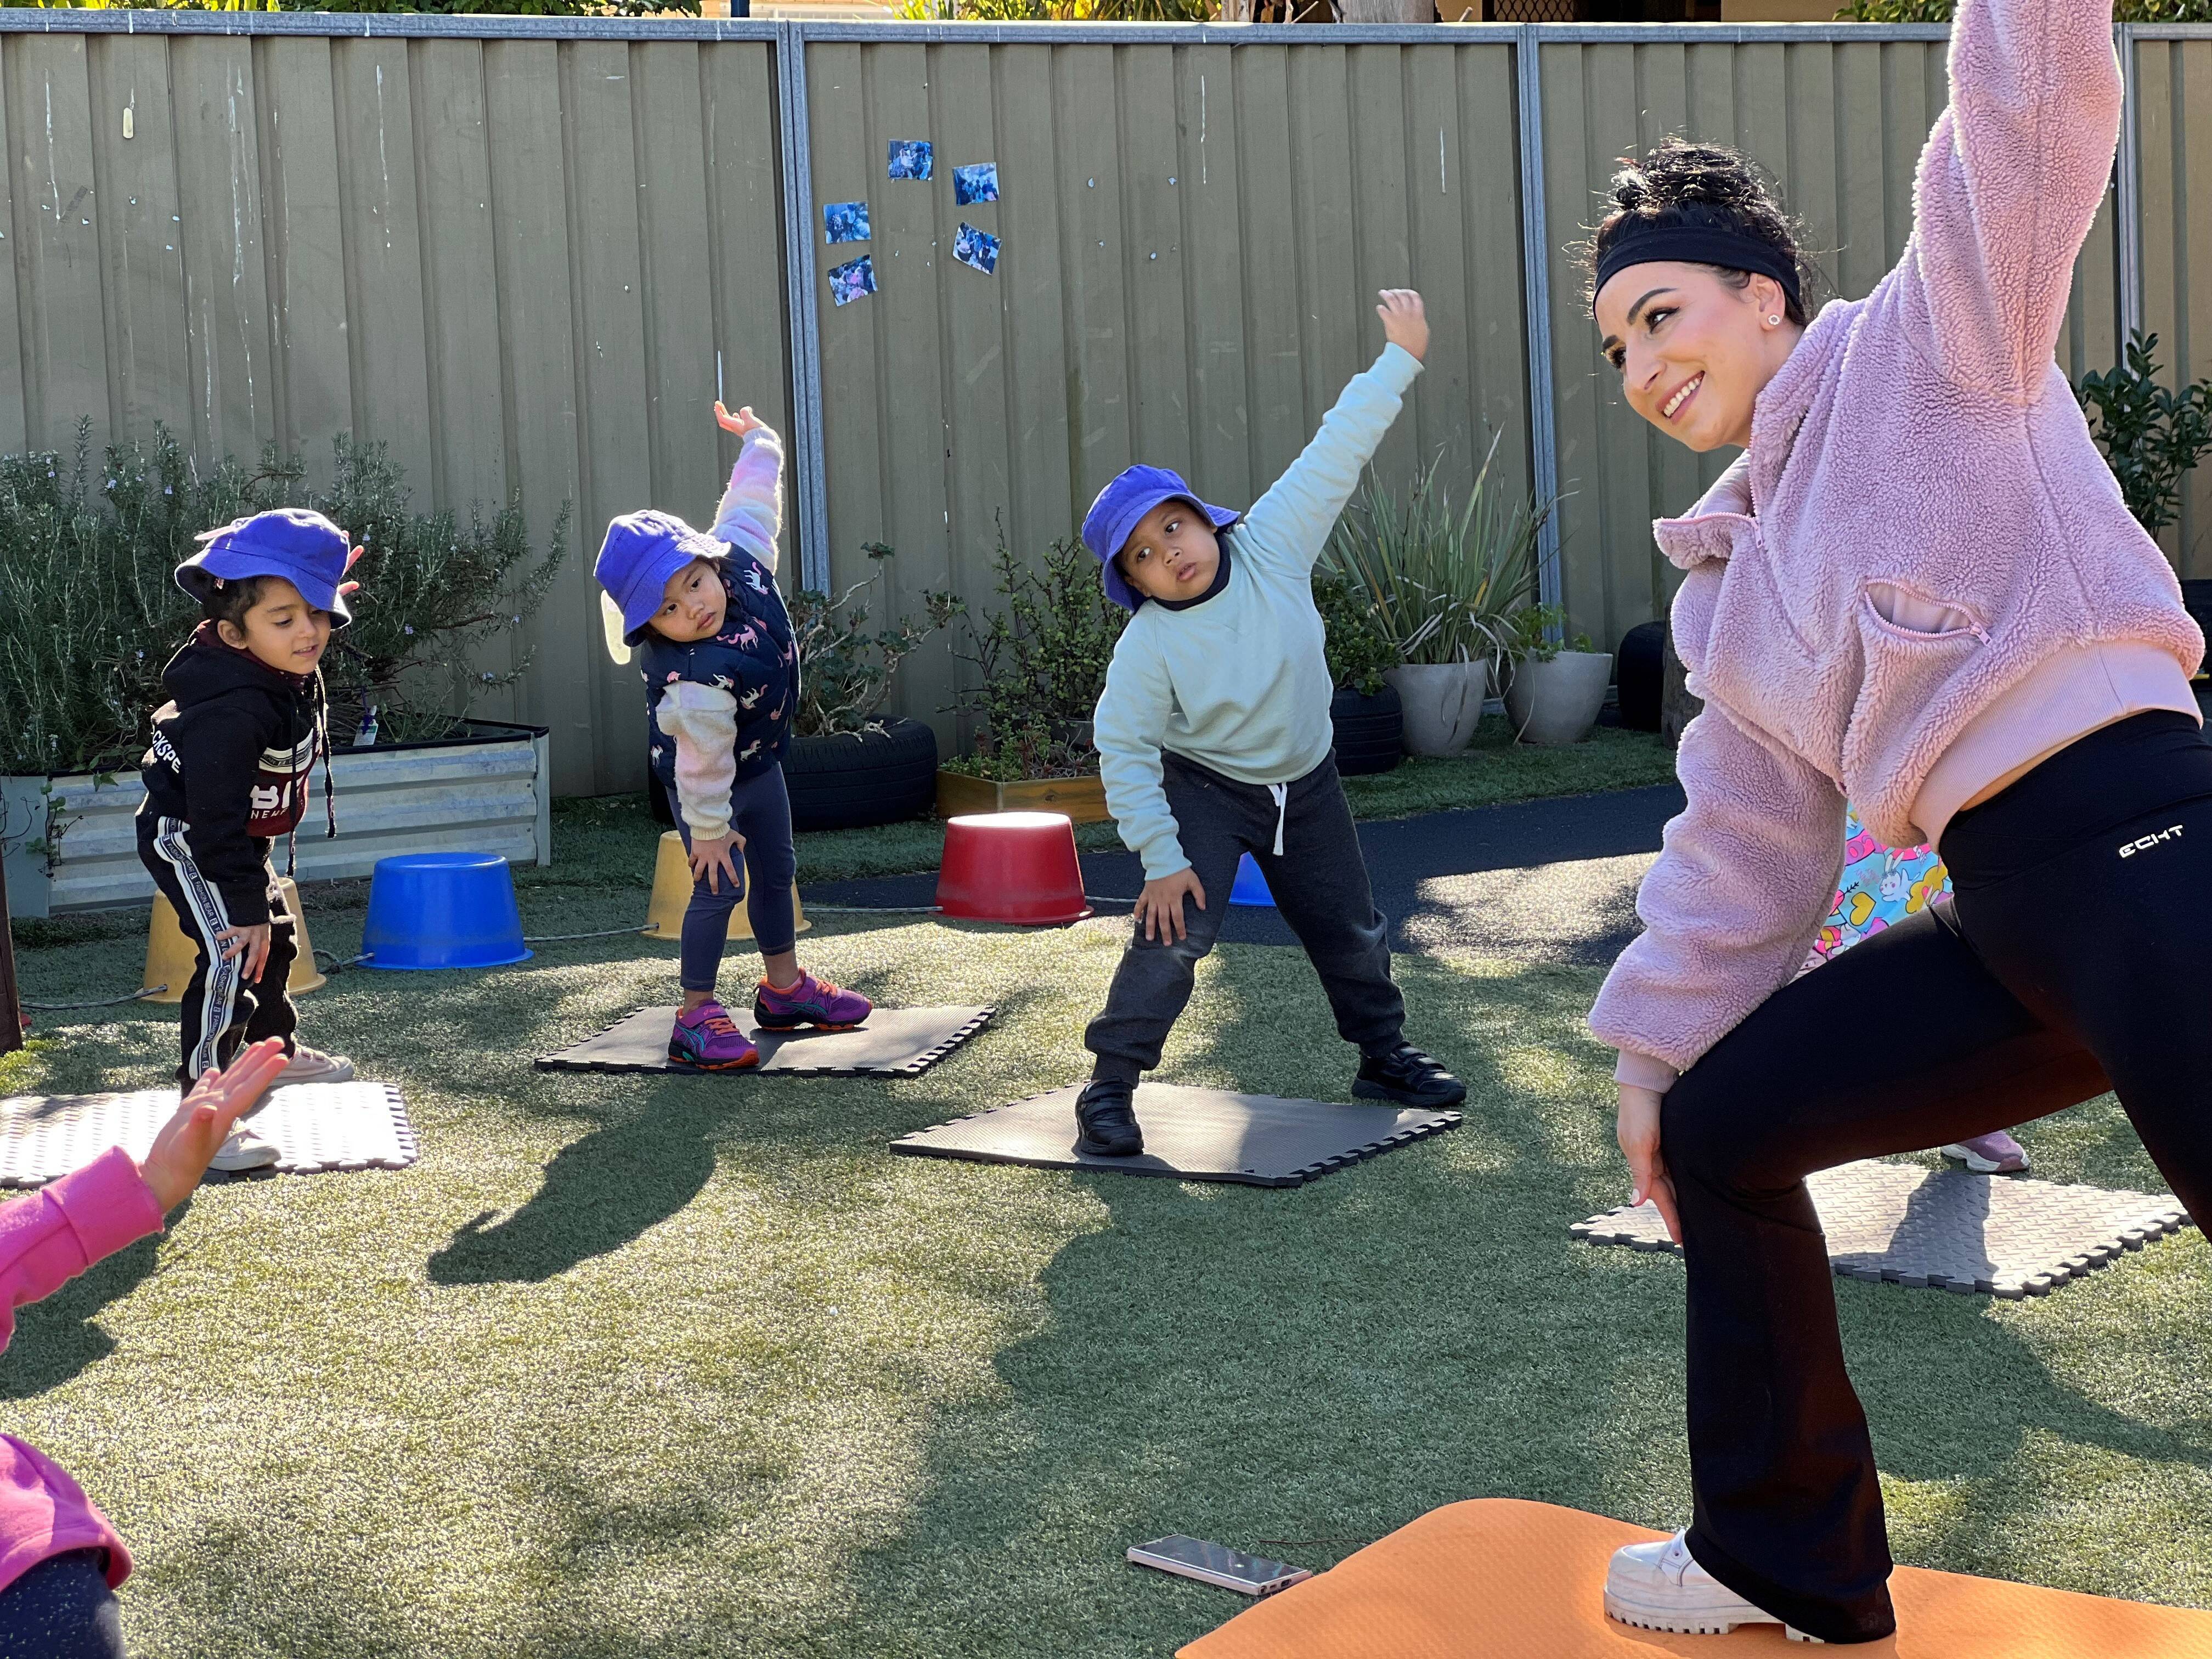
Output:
[1319,433,1555,684]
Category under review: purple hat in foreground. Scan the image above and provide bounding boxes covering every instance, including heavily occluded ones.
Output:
[1080,465,1239,611]
[175,507,354,627]
[595,510,727,645]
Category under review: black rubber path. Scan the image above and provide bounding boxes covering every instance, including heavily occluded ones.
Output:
[806,783,1684,968]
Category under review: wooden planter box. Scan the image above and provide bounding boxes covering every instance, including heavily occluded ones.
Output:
[934,768,1110,824]
[1,720,551,919]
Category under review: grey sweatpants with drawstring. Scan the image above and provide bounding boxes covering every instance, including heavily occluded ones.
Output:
[1084,750,1406,1082]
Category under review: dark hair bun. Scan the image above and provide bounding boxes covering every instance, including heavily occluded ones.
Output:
[1584,136,1818,323]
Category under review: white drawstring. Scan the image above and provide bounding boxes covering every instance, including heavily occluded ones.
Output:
[1269,783,1288,857]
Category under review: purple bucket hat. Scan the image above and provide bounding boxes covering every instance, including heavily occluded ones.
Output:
[1080,465,1239,611]
[174,507,354,627]
[595,510,727,644]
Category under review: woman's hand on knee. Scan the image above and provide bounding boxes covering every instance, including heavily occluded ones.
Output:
[1616,1083,1683,1245]
[1137,868,1206,944]
[689,832,743,894]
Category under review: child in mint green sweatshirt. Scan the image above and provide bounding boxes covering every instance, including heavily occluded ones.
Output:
[1073,289,1465,1158]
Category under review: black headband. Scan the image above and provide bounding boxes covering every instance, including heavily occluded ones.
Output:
[1592,222,1802,319]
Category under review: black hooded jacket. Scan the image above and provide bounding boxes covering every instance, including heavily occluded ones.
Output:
[137,624,326,926]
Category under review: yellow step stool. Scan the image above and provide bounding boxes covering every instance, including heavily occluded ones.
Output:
[142,876,328,1003]
[643,831,809,944]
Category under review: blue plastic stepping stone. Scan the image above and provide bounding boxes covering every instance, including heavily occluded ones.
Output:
[1229,852,1274,907]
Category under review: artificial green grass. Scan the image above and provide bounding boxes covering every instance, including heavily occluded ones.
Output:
[6,883,2208,1656]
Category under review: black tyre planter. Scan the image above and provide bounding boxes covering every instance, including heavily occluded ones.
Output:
[1330,684,1403,776]
[1615,620,1666,733]
[783,716,940,832]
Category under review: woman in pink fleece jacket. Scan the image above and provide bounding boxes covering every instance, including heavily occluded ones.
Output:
[1,1040,288,1658]
[1584,0,2209,1646]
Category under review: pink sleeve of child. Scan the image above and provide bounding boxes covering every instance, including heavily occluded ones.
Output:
[0,1148,165,1358]
[710,428,786,575]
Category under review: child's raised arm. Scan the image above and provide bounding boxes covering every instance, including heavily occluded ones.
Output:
[1237,291,1427,579]
[710,402,786,575]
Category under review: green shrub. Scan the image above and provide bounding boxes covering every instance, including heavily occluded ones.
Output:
[2075,330,2212,539]
[788,548,958,738]
[1313,572,1398,698]
[946,521,1125,780]
[0,422,565,778]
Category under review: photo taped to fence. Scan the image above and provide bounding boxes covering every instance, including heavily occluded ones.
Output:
[953,163,1000,207]
[828,255,878,307]
[889,139,934,180]
[823,201,871,245]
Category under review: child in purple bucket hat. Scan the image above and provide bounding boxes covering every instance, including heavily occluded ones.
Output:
[137,506,363,1170]
[594,400,871,1070]
[1072,290,1465,1158]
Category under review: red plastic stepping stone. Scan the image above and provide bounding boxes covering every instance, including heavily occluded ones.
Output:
[935,812,1092,926]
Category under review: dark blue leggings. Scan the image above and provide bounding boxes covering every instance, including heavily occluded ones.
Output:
[0,1550,125,1658]
[675,764,798,992]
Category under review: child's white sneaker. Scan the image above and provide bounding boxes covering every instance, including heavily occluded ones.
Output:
[276,1045,354,1086]
[1603,1531,1822,1642]
[207,1120,279,1173]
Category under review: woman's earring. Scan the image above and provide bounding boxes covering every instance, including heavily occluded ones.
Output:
[1767,315,1781,326]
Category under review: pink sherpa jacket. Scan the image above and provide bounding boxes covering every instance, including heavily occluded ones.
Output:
[1589,0,2205,1086]
[0,1147,164,1596]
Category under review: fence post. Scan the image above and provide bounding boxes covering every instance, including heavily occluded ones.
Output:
[0,854,20,1057]
[778,21,832,591]
[2115,21,2143,350]
[1514,22,1564,624]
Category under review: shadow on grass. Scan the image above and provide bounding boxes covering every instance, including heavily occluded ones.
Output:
[0,1226,168,1399]
[428,1090,726,1285]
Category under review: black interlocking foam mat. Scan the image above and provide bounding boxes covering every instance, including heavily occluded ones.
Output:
[0,1082,417,1188]
[534,1005,992,1077]
[1573,1158,2193,1299]
[891,1082,1461,1187]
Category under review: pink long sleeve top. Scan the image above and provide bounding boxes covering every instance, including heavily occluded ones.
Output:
[0,1148,166,1596]
[1590,0,2206,1091]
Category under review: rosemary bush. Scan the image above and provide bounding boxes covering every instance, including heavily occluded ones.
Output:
[787,550,958,738]
[0,422,565,778]
[1320,435,1553,685]
[946,521,1126,781]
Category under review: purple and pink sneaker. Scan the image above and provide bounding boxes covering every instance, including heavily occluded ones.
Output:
[754,970,872,1031]
[668,1001,759,1070]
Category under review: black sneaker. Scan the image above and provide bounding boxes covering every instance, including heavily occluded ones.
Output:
[1075,1078,1144,1158]
[1353,1043,1466,1108]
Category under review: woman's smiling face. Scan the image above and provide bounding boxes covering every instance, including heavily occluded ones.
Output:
[1593,261,1797,453]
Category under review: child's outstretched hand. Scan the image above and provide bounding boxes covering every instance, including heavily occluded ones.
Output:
[139,1038,289,1212]
[1136,867,1206,945]
[1376,289,1428,362]
[715,402,765,438]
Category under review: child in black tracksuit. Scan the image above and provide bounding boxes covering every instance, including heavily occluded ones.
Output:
[137,510,358,1170]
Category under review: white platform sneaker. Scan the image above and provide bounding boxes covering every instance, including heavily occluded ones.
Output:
[275,1045,354,1086]
[1604,1531,1823,1643]
[207,1120,280,1173]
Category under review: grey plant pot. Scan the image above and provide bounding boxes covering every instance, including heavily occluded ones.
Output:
[1386,661,1489,757]
[1505,651,1613,747]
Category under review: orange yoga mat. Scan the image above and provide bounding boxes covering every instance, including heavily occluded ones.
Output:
[1179,1499,2212,1658]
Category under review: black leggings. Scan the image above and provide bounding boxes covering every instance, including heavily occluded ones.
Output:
[1661,711,2212,1644]
[0,1551,125,1659]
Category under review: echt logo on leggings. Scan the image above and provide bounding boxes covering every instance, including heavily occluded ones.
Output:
[2118,824,2186,859]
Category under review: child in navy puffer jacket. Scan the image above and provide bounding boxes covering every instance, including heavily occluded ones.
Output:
[594,402,871,1069]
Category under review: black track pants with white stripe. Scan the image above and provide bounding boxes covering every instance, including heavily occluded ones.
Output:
[139,818,298,1086]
